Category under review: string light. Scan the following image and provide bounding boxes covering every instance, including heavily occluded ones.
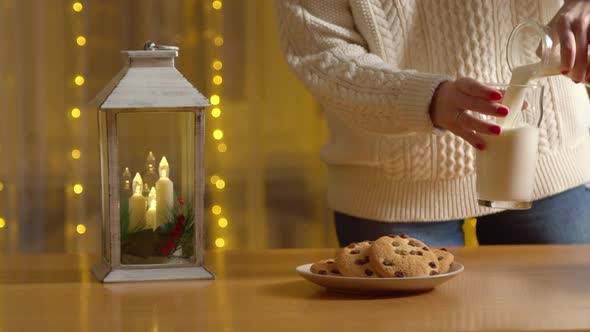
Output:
[0,181,4,192]
[72,2,83,12]
[212,0,222,10]
[71,149,81,159]
[210,94,220,105]
[215,179,226,190]
[211,8,226,250]
[70,2,88,245]
[0,217,5,228]
[218,217,228,228]
[76,224,87,234]
[74,75,85,86]
[71,108,81,118]
[73,184,84,194]
[213,129,224,140]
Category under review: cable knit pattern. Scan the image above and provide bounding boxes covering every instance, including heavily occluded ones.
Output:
[372,0,400,64]
[378,136,405,179]
[496,1,514,83]
[274,0,590,222]
[408,133,433,180]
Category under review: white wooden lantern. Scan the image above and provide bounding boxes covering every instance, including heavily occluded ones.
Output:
[91,42,214,282]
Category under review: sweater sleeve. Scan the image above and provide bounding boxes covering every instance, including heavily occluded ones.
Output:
[274,0,451,134]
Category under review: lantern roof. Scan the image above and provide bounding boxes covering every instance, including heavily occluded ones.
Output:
[92,49,211,110]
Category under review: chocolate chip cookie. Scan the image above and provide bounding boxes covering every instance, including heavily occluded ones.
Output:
[310,259,341,276]
[433,248,454,274]
[335,241,379,278]
[368,234,439,278]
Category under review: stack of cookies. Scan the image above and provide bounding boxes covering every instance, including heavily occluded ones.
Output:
[310,234,454,278]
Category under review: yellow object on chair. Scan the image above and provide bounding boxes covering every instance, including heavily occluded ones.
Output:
[463,218,479,247]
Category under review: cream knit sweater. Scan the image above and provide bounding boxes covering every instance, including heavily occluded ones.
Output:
[274,0,590,222]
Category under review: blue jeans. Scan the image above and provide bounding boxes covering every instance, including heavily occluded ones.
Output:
[334,185,590,247]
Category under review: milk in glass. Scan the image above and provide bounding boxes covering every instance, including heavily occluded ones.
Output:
[475,63,546,208]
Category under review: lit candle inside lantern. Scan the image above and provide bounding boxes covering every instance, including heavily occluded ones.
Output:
[121,167,132,198]
[128,173,146,232]
[143,151,158,195]
[156,156,174,228]
[145,187,157,230]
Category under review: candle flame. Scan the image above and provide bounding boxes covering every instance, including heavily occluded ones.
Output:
[132,173,143,194]
[159,156,170,178]
[122,167,132,190]
[123,167,131,177]
[148,187,157,208]
[147,151,155,165]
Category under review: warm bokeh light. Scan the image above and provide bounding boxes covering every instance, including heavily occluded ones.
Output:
[72,2,83,12]
[215,238,225,248]
[73,184,84,194]
[0,181,4,192]
[71,108,81,118]
[76,36,86,46]
[212,60,223,70]
[76,224,87,234]
[218,217,228,228]
[215,179,226,190]
[214,36,224,47]
[211,107,221,118]
[210,175,220,184]
[212,205,222,215]
[0,218,5,228]
[212,75,223,85]
[71,149,81,159]
[212,0,222,10]
[217,143,227,152]
[74,75,85,86]
[210,94,220,105]
[213,129,224,140]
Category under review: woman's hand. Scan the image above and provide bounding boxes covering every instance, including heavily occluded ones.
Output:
[548,0,590,82]
[429,77,509,150]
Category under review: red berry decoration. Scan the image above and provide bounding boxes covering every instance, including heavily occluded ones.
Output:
[172,230,181,238]
[178,198,185,206]
[166,240,175,249]
[177,214,185,223]
[160,247,170,256]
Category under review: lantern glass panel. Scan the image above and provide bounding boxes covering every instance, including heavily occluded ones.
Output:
[116,110,197,265]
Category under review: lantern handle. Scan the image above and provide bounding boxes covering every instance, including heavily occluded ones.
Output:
[143,41,179,51]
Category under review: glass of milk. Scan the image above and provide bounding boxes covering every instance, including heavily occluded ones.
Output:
[475,83,544,210]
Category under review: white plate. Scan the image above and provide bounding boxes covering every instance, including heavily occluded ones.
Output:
[296,262,464,294]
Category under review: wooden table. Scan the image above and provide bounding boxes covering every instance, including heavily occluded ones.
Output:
[0,245,589,331]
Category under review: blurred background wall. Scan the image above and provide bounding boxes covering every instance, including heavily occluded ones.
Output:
[0,0,339,253]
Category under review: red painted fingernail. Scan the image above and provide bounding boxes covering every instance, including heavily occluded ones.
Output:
[496,106,509,116]
[561,70,569,75]
[490,125,502,135]
[490,91,502,101]
[476,143,486,151]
